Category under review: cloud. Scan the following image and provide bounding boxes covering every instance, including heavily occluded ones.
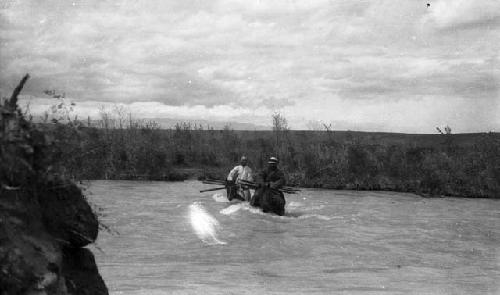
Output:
[16,96,271,127]
[261,97,295,110]
[315,56,499,103]
[421,0,500,29]
[1,0,499,133]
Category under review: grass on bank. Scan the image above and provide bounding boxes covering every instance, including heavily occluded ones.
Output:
[28,101,500,199]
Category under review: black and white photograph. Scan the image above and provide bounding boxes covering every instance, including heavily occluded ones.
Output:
[1,0,499,294]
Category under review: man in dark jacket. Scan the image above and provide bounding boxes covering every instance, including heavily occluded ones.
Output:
[250,157,286,215]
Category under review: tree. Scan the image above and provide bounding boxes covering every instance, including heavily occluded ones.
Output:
[272,112,289,162]
[436,125,452,135]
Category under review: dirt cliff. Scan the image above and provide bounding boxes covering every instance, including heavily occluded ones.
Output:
[0,75,108,294]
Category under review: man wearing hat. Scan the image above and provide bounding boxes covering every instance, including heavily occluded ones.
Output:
[226,156,253,201]
[250,156,286,215]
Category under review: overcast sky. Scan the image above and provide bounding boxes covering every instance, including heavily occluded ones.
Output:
[1,0,499,132]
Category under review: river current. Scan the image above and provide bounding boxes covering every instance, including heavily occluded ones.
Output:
[87,180,500,295]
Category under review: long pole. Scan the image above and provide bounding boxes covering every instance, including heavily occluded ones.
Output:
[199,187,226,193]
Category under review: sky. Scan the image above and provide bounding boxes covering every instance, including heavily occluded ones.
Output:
[0,0,499,132]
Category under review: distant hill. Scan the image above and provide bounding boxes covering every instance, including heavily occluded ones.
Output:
[30,115,271,130]
[149,117,270,130]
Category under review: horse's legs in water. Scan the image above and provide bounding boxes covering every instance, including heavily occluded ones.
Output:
[242,189,251,202]
[259,189,286,216]
[250,188,262,207]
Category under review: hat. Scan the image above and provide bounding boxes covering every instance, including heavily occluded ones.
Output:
[268,157,279,164]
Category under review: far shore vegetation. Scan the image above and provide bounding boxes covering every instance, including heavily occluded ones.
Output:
[18,97,500,199]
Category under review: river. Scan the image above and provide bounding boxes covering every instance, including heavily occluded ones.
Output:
[87,180,500,295]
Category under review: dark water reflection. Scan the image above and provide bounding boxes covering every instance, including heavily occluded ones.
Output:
[87,180,500,295]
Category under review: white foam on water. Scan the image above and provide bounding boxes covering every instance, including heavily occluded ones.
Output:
[189,202,226,245]
[285,201,332,220]
[219,203,244,215]
[245,206,265,215]
[219,200,334,221]
[297,214,335,221]
[220,202,267,216]
[286,201,324,211]
[287,201,304,209]
[211,193,228,203]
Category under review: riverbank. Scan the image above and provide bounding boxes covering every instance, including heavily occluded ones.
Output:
[42,123,499,199]
[29,97,499,199]
[0,75,108,294]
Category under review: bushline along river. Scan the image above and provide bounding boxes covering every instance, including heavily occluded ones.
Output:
[87,180,500,295]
